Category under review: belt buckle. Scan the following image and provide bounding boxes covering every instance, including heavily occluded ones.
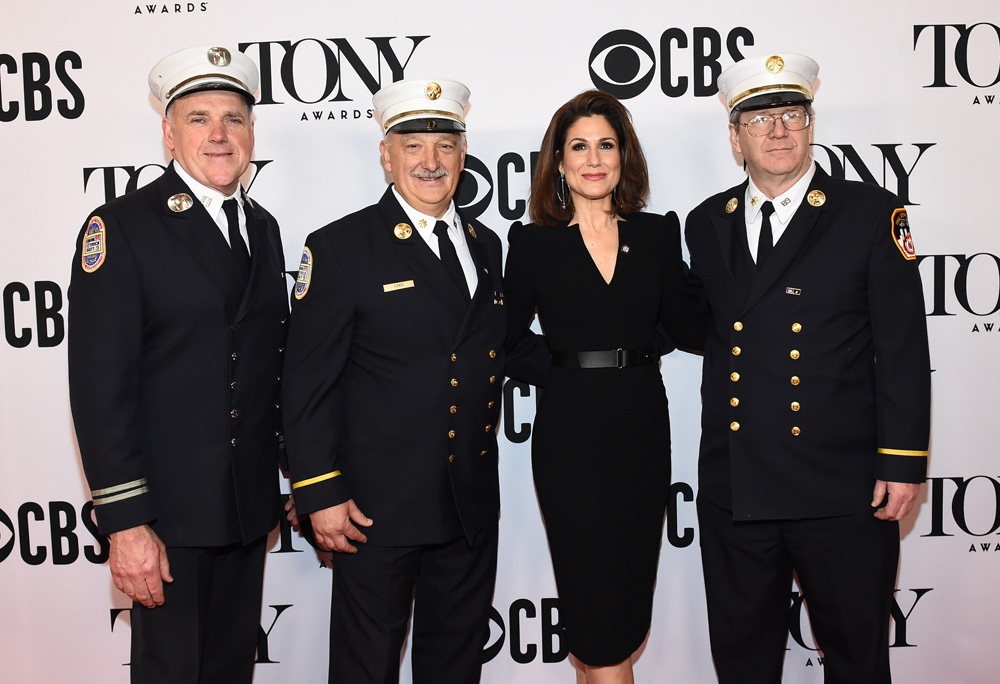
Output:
[616,347,624,369]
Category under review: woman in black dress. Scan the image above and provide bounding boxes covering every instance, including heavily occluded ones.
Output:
[504,91,706,684]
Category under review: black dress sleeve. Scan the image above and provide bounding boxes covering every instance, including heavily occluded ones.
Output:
[656,211,708,353]
[503,222,551,385]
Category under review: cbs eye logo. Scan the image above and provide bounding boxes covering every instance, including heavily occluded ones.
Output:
[589,30,657,100]
[588,27,755,99]
[456,155,495,220]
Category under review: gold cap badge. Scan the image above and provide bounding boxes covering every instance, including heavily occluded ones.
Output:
[766,55,785,73]
[807,190,826,207]
[394,223,413,239]
[725,197,739,214]
[167,193,193,212]
[425,82,442,100]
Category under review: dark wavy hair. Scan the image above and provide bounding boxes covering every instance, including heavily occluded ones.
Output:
[529,90,649,227]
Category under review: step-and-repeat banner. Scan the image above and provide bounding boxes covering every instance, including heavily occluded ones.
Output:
[2,2,998,682]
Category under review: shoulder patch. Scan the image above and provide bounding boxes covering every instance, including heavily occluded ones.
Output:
[891,208,916,260]
[293,246,313,300]
[81,216,107,273]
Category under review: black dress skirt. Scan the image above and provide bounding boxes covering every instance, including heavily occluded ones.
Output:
[504,212,705,666]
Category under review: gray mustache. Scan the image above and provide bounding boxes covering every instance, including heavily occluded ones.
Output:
[410,169,449,180]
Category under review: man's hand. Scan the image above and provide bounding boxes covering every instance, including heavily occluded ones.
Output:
[309,500,372,553]
[872,480,921,521]
[284,493,301,530]
[108,525,173,608]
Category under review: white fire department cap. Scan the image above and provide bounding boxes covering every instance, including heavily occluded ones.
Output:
[148,46,259,112]
[373,78,470,134]
[718,52,819,112]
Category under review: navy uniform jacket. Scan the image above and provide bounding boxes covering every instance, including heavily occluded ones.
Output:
[282,187,547,546]
[68,163,288,547]
[685,166,931,520]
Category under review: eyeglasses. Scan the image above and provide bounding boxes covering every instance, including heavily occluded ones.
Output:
[737,109,811,137]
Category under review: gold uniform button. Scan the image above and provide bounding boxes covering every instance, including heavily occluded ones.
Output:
[449,405,458,414]
[485,425,492,433]
[450,379,458,387]
[730,422,740,432]
[487,401,495,409]
[732,346,741,356]
[791,426,801,436]
[733,321,743,331]
[792,323,802,333]
[730,397,739,407]
[489,349,497,358]
[448,430,456,439]
[790,349,800,360]
[731,372,740,382]
[791,402,801,411]
[790,376,800,386]
[448,455,455,463]
[481,450,488,456]
[451,353,457,362]
[489,375,497,384]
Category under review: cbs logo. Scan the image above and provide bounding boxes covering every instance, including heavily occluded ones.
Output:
[588,27,754,99]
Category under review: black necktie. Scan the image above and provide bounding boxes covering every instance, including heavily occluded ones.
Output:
[434,221,470,299]
[756,201,775,269]
[223,198,250,284]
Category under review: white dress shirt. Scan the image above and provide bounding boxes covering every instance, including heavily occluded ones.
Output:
[173,162,250,254]
[744,160,817,263]
[392,186,477,298]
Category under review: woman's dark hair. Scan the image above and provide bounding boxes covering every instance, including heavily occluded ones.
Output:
[529,90,649,226]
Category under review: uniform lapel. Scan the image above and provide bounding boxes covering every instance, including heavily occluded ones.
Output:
[233,193,273,323]
[159,163,244,313]
[708,180,751,301]
[740,167,831,312]
[453,218,491,344]
[378,187,469,318]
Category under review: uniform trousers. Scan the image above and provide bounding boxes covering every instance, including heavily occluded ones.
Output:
[697,497,899,684]
[129,536,267,684]
[328,522,499,684]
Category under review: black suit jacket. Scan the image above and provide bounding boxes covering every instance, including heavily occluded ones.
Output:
[69,163,288,546]
[685,166,931,520]
[282,187,547,546]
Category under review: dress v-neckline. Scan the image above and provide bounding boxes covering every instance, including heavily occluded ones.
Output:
[574,220,622,286]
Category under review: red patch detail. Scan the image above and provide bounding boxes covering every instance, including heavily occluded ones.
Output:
[891,209,915,260]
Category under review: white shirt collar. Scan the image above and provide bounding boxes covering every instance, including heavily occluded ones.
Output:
[172,161,242,214]
[746,160,817,225]
[391,186,462,245]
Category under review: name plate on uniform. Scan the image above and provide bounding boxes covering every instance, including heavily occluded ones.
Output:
[383,280,415,292]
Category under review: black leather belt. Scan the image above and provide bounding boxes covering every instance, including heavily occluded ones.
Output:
[550,347,659,369]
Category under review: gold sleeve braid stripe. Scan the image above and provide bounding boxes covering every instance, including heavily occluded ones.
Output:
[292,470,342,489]
[877,448,929,457]
[91,478,149,506]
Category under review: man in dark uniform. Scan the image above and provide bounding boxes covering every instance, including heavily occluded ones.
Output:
[68,46,288,683]
[281,78,546,684]
[685,53,931,683]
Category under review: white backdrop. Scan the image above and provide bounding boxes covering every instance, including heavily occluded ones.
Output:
[2,2,999,682]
